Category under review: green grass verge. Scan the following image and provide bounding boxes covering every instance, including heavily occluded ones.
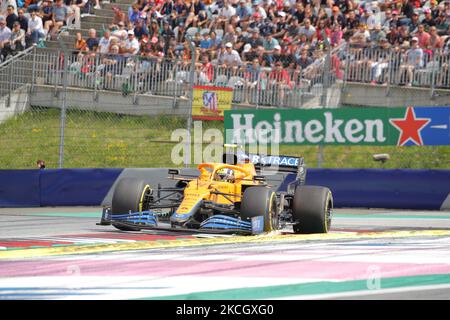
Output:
[0,107,448,169]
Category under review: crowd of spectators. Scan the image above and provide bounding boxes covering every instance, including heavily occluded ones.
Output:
[0,0,100,61]
[69,0,450,92]
[1,0,450,90]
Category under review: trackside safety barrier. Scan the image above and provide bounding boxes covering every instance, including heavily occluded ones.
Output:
[0,168,449,210]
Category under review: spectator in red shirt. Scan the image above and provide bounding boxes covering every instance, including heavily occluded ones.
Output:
[415,24,430,49]
[197,54,213,83]
[269,60,292,105]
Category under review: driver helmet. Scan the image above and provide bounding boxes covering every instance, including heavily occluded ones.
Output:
[215,168,235,182]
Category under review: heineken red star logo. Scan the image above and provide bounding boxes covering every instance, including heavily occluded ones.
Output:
[389,107,431,146]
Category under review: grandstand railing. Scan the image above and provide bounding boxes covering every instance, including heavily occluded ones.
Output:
[3,45,449,109]
[0,46,37,107]
[29,47,341,108]
[342,46,450,96]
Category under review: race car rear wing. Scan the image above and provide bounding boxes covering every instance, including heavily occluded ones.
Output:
[247,154,303,173]
[222,145,305,176]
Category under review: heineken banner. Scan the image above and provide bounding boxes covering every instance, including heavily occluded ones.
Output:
[224,107,450,146]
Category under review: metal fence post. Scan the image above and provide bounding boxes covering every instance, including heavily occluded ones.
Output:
[6,63,12,108]
[385,50,392,97]
[93,53,99,102]
[341,44,349,94]
[31,45,37,95]
[172,56,179,109]
[320,49,331,107]
[185,36,196,168]
[430,49,437,101]
[133,55,139,105]
[57,35,70,169]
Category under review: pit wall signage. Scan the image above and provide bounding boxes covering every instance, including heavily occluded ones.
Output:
[224,107,450,146]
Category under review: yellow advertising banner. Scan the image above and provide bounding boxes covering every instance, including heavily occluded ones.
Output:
[192,85,233,121]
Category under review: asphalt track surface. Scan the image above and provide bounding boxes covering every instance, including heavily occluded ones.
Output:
[0,207,450,300]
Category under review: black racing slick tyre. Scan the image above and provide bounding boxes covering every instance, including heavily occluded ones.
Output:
[241,187,278,232]
[111,178,152,231]
[292,186,333,234]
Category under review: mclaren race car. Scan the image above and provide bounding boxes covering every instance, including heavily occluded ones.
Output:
[98,147,333,235]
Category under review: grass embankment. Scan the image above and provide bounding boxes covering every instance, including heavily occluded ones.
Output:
[0,108,448,169]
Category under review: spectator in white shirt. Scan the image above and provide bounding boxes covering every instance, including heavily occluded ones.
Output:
[216,0,236,29]
[0,15,12,60]
[299,18,316,41]
[97,29,111,54]
[123,30,139,56]
[219,42,242,67]
[27,10,44,45]
[251,1,267,20]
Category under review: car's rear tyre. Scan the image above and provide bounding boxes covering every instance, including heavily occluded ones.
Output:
[241,187,278,232]
[111,178,152,231]
[292,186,332,234]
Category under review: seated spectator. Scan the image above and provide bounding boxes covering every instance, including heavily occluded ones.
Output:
[111,21,127,40]
[270,44,282,65]
[370,24,386,44]
[222,24,237,46]
[6,5,18,30]
[173,22,186,43]
[101,45,125,88]
[185,0,207,28]
[97,29,111,54]
[128,4,141,25]
[66,0,86,30]
[236,0,252,23]
[360,8,375,30]
[398,37,423,86]
[299,18,316,42]
[408,11,420,34]
[199,31,212,49]
[111,5,126,27]
[350,23,370,47]
[428,26,443,49]
[85,28,98,51]
[0,16,12,61]
[421,8,436,30]
[218,42,242,67]
[39,0,54,29]
[247,27,263,49]
[415,24,430,49]
[435,13,449,36]
[197,54,213,83]
[27,10,44,45]
[123,29,140,57]
[243,58,262,103]
[215,1,237,30]
[262,33,279,54]
[316,19,331,44]
[2,21,26,58]
[330,23,343,47]
[133,19,148,40]
[44,0,69,39]
[73,31,87,53]
[330,6,346,28]
[297,48,313,69]
[369,37,391,84]
[269,60,292,104]
[17,8,28,32]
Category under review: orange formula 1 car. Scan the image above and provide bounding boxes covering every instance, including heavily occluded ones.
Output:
[99,148,333,235]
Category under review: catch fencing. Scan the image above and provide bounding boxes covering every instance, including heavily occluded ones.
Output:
[0,44,448,169]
